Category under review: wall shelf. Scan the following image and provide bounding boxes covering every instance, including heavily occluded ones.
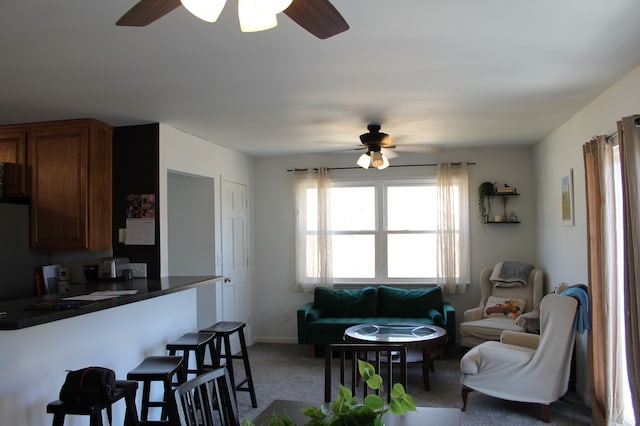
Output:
[485,220,521,224]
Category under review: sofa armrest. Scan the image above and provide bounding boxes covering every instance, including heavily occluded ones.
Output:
[463,306,483,322]
[427,308,443,325]
[297,302,316,344]
[442,302,456,345]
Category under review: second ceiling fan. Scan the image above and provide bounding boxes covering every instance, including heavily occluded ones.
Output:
[116,0,349,39]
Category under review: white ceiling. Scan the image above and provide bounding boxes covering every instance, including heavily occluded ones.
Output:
[2,0,640,156]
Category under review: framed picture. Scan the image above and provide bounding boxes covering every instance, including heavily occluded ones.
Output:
[561,169,574,226]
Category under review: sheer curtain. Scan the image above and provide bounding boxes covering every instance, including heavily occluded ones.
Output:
[619,115,640,425]
[435,162,470,294]
[294,168,332,292]
[583,133,634,425]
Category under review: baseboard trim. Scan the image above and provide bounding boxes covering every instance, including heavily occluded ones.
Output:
[251,336,299,345]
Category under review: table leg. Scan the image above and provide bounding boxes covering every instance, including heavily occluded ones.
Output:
[421,348,431,390]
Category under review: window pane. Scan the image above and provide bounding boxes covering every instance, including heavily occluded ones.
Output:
[387,186,436,231]
[387,233,436,278]
[332,234,375,278]
[330,187,375,231]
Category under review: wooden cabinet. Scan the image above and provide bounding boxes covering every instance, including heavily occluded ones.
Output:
[0,128,28,197]
[26,119,112,251]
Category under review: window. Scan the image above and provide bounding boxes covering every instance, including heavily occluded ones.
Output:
[299,178,459,284]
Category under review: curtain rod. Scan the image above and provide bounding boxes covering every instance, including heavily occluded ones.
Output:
[286,162,475,172]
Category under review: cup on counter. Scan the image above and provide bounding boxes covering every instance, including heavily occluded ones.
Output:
[58,267,71,282]
[123,269,134,280]
[494,215,503,222]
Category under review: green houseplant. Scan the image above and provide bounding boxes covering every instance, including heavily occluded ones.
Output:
[478,181,495,223]
[243,359,416,426]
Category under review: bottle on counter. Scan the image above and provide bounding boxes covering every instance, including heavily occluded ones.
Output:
[34,268,46,296]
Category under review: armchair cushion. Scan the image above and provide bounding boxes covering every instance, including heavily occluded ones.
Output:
[483,296,526,319]
[460,317,523,343]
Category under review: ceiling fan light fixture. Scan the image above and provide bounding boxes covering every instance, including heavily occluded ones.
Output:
[257,0,294,14]
[356,152,371,169]
[377,154,390,170]
[370,150,384,168]
[239,0,278,32]
[181,0,226,22]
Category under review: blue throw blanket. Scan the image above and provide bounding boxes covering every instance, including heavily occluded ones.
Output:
[561,285,590,333]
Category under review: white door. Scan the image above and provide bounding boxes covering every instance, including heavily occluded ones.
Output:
[221,179,249,330]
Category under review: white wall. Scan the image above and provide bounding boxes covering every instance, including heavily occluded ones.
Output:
[534,63,640,402]
[158,125,254,334]
[252,146,538,343]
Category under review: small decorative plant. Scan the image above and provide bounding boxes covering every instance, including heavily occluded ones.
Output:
[243,359,416,426]
[478,181,495,223]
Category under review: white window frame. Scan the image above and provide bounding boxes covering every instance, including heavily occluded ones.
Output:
[320,175,442,285]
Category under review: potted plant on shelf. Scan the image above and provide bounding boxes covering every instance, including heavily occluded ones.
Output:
[478,181,495,223]
[242,359,416,426]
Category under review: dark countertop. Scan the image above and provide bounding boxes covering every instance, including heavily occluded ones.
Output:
[0,275,222,330]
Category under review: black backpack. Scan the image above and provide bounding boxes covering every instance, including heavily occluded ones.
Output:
[59,366,116,404]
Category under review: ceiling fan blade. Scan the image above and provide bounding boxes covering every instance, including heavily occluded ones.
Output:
[116,0,182,26]
[381,147,398,159]
[284,0,349,39]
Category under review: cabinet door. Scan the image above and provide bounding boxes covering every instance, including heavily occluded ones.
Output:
[28,125,91,250]
[0,128,28,196]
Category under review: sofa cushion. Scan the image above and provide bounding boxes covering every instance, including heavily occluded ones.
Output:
[377,286,442,317]
[313,286,378,317]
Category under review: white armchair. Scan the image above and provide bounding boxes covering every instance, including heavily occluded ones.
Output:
[459,262,544,349]
[459,294,578,423]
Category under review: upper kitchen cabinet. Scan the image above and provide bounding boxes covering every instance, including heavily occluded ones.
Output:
[27,119,113,251]
[0,128,28,197]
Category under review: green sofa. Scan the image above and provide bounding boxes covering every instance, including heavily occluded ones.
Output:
[297,285,455,356]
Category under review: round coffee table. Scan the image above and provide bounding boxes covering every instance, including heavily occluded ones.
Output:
[344,322,447,390]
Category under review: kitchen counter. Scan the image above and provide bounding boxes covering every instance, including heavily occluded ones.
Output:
[0,275,222,330]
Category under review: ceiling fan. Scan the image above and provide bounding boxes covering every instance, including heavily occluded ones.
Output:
[116,0,349,39]
[356,123,395,170]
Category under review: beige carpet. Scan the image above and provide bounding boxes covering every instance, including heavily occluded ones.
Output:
[235,342,591,425]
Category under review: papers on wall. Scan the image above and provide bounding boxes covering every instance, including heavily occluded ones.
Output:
[123,194,156,245]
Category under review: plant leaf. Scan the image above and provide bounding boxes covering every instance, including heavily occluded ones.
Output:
[365,374,383,390]
[388,399,404,416]
[363,393,384,410]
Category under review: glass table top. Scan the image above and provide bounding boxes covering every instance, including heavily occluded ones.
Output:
[345,323,444,343]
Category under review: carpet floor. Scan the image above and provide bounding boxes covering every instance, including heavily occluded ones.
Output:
[234,342,591,425]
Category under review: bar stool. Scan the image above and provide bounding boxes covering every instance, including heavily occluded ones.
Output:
[126,355,184,424]
[200,321,257,408]
[166,332,216,384]
[47,380,139,426]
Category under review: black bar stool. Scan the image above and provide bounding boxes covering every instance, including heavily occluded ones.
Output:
[166,332,216,384]
[126,355,184,424]
[200,321,257,408]
[47,380,139,426]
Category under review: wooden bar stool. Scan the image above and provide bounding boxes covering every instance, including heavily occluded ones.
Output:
[47,380,139,426]
[200,321,257,408]
[126,355,184,424]
[166,332,216,384]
